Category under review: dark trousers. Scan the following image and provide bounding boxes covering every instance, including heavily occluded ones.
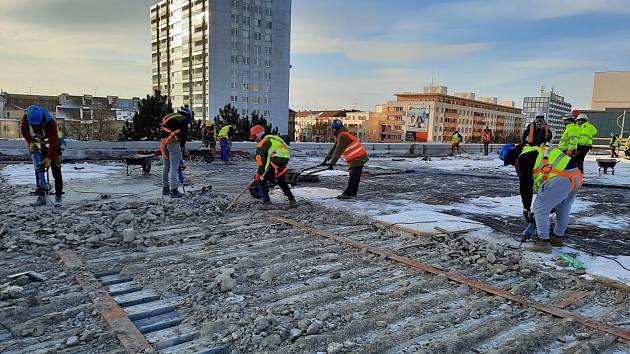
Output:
[574,145,591,173]
[36,148,63,197]
[483,142,489,155]
[258,167,295,203]
[344,166,363,196]
[611,146,619,158]
[219,138,229,161]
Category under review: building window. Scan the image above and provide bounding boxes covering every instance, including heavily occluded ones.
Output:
[243,43,250,52]
[243,16,250,25]
[231,55,238,63]
[252,83,259,91]
[231,95,238,102]
[253,96,260,104]
[264,72,271,80]
[231,81,237,89]
[255,19,262,27]
[231,14,239,22]
[264,85,270,93]
[254,45,261,54]
[242,83,249,90]
[265,46,271,54]
[231,28,238,36]
[253,58,260,66]
[254,32,262,40]
[264,59,271,67]
[265,8,272,16]
[232,68,238,76]
[242,30,249,38]
[242,57,249,64]
[267,21,272,29]
[242,109,249,116]
[232,0,238,9]
[231,41,238,50]
[263,97,271,104]
[242,2,250,10]
[264,110,270,116]
[242,96,249,103]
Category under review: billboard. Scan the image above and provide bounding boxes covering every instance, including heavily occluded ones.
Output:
[406,103,430,132]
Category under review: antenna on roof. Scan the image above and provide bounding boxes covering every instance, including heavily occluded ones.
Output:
[540,85,545,95]
[431,73,434,86]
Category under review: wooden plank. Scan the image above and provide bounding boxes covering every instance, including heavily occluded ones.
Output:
[56,250,155,353]
[554,291,591,309]
[269,215,630,342]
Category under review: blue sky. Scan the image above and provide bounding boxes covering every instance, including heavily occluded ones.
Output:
[1,0,628,111]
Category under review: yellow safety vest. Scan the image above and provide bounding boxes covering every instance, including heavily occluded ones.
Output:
[452,132,461,144]
[557,123,578,151]
[218,125,230,139]
[577,122,597,146]
[521,146,582,192]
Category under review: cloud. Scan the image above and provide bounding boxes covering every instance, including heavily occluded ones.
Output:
[508,58,596,70]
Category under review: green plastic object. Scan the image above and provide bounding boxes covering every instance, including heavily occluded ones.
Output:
[560,254,585,270]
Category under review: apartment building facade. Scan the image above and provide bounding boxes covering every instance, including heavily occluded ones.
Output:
[522,88,572,140]
[591,71,630,110]
[370,86,524,143]
[150,0,291,133]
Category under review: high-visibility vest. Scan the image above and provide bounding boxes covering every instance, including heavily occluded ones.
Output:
[452,132,461,144]
[557,123,577,151]
[218,125,230,139]
[339,131,366,162]
[258,135,290,176]
[577,122,597,146]
[28,108,63,147]
[611,135,620,147]
[160,112,186,159]
[521,146,582,192]
[526,122,550,146]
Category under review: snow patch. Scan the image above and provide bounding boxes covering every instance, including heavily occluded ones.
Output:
[2,162,123,185]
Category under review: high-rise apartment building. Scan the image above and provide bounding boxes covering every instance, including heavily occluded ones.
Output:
[522,88,572,139]
[150,0,291,133]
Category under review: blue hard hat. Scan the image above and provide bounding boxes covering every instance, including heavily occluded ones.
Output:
[331,119,343,129]
[26,105,44,125]
[179,106,193,120]
[499,143,516,165]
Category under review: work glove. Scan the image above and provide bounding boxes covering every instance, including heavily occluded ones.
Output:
[255,173,263,181]
[28,142,37,154]
[41,158,52,169]
[565,149,573,156]
[522,209,534,224]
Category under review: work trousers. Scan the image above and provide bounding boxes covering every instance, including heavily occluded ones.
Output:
[451,143,460,155]
[532,175,580,239]
[219,138,230,162]
[483,141,490,155]
[35,147,63,197]
[573,145,591,173]
[343,166,363,196]
[257,168,295,203]
[162,142,182,190]
[611,146,619,158]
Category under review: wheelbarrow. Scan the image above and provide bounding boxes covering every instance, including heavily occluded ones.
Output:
[596,158,618,175]
[184,148,215,163]
[121,154,155,175]
[249,164,332,199]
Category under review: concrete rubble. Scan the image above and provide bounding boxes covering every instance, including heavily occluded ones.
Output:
[0,157,629,353]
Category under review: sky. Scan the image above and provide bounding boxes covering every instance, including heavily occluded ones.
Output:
[1,0,629,111]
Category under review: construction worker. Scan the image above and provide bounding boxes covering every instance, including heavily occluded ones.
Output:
[610,133,620,158]
[451,129,463,155]
[522,111,553,146]
[250,125,297,209]
[217,124,235,163]
[625,136,630,159]
[573,113,598,173]
[499,143,583,253]
[482,126,492,155]
[322,119,369,199]
[203,122,216,149]
[557,114,578,156]
[160,106,192,198]
[21,105,64,207]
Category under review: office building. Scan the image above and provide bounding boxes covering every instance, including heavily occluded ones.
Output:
[522,88,572,138]
[591,71,630,110]
[150,0,291,133]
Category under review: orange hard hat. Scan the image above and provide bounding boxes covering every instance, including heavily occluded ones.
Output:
[571,109,580,117]
[249,125,265,138]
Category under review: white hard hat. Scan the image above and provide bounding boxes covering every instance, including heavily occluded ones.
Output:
[535,111,545,118]
[577,113,588,120]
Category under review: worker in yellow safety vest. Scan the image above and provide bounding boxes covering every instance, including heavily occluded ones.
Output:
[499,143,583,253]
[250,125,297,210]
[557,114,578,156]
[610,133,620,158]
[217,125,235,162]
[573,113,598,173]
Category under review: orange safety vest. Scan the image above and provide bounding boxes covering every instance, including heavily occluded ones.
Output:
[160,113,182,160]
[339,131,366,162]
[527,123,550,145]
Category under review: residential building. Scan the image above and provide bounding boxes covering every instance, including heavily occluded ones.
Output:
[287,108,296,141]
[591,71,630,110]
[294,110,355,142]
[342,111,369,141]
[522,88,572,139]
[368,86,523,143]
[0,92,60,138]
[150,0,292,133]
[56,93,140,141]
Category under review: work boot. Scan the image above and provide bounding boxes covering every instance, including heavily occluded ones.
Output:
[259,202,273,210]
[170,189,183,198]
[162,186,170,196]
[530,237,552,253]
[288,199,298,209]
[30,196,47,207]
[550,233,564,247]
[336,194,355,200]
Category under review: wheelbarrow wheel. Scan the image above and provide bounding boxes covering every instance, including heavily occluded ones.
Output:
[142,163,151,175]
[204,154,215,163]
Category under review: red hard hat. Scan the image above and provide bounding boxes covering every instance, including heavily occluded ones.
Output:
[249,125,265,138]
[571,109,580,117]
